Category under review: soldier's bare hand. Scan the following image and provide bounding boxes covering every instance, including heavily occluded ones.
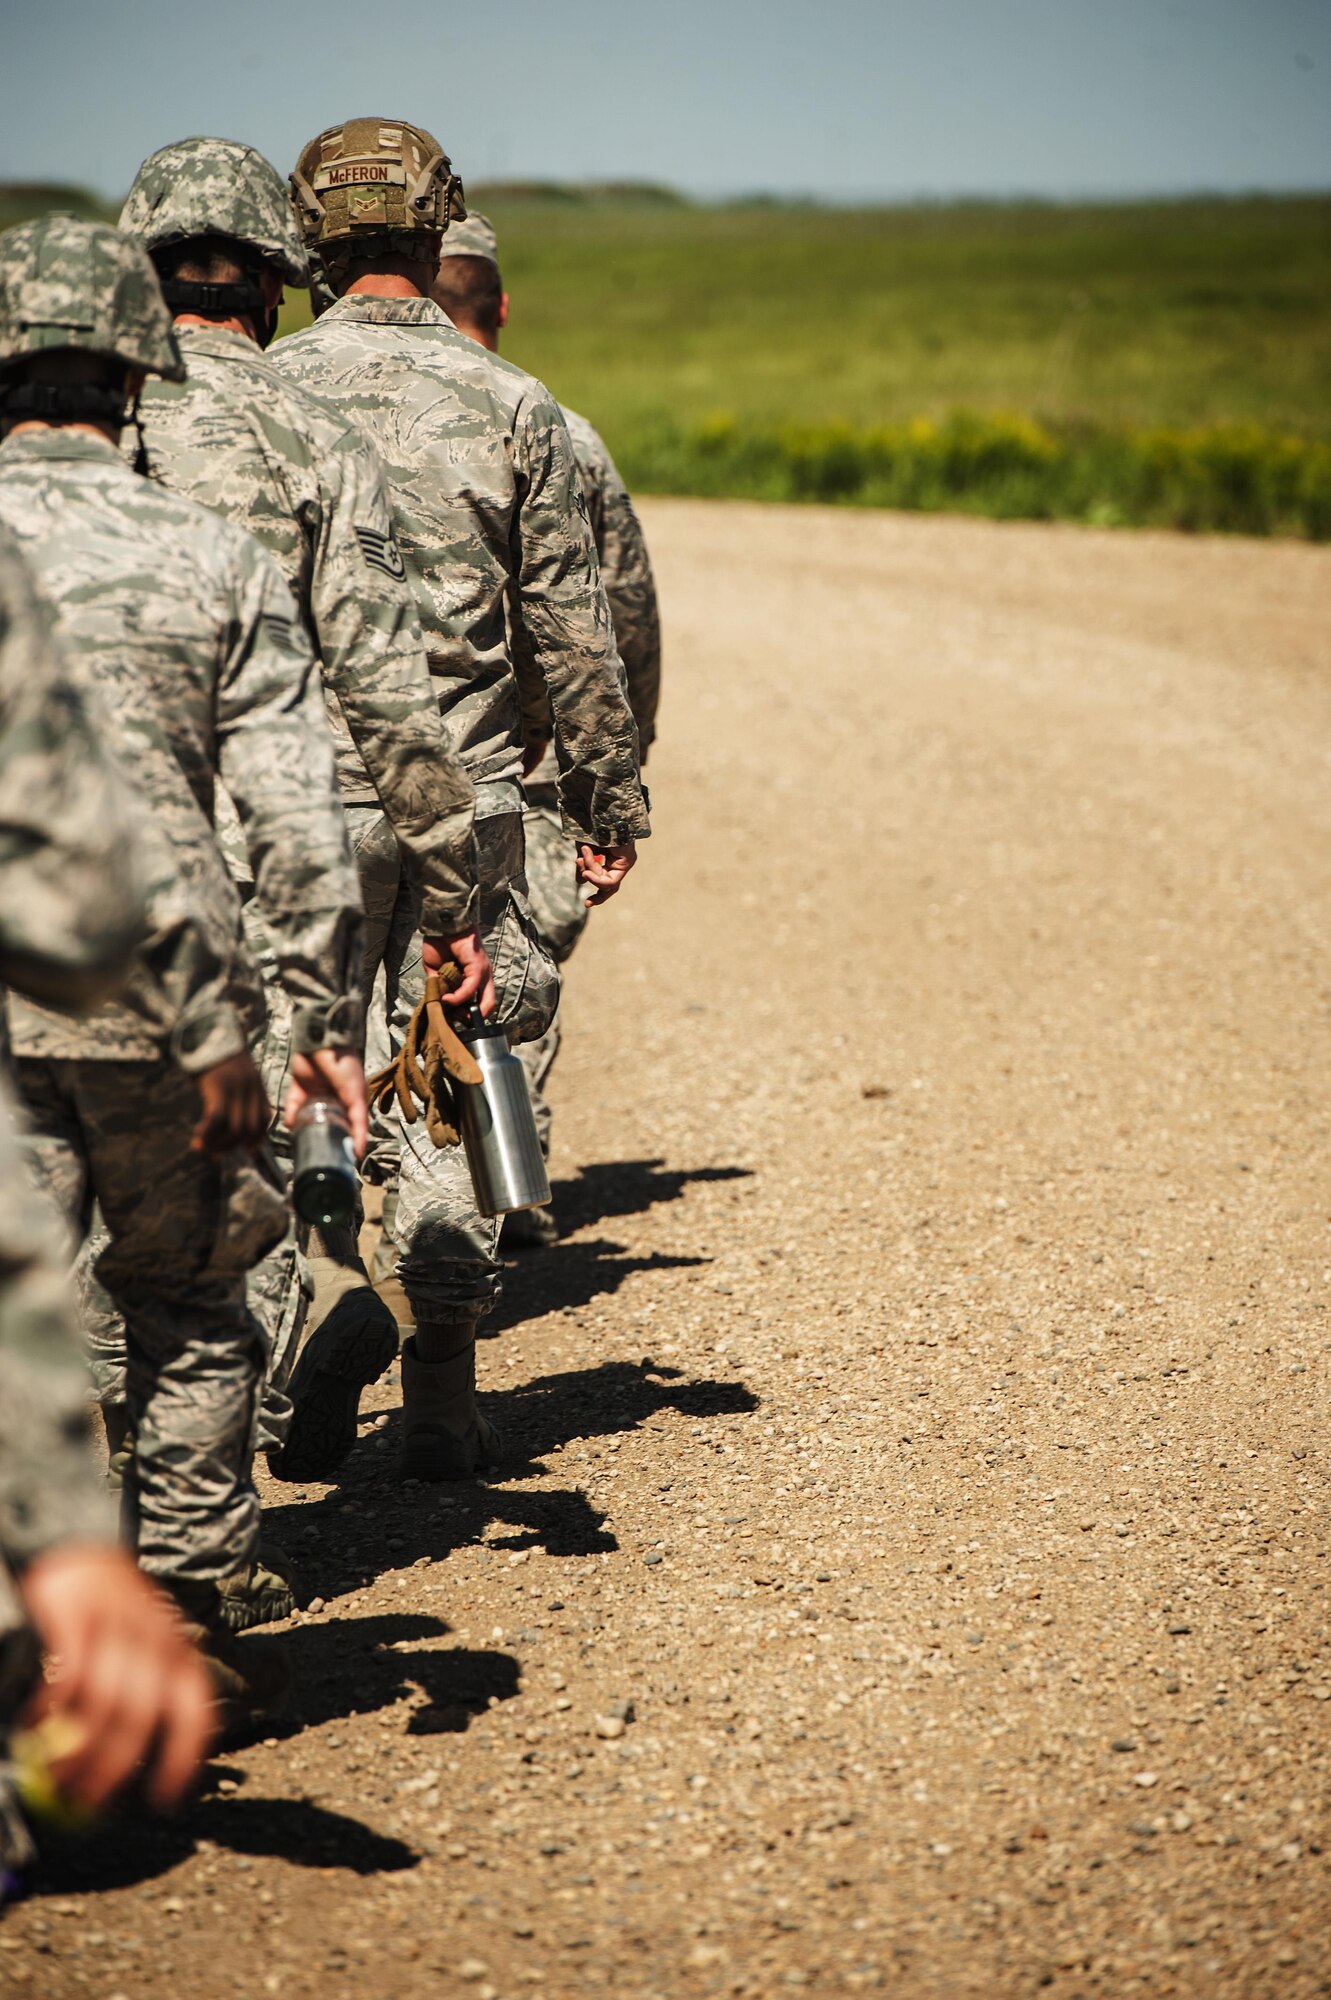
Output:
[577,839,637,906]
[19,1545,215,1812]
[424,930,496,1016]
[285,1047,369,1158]
[522,733,552,778]
[192,1051,270,1155]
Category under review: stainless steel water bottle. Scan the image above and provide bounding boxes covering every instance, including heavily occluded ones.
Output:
[290,1099,357,1228]
[454,1006,552,1218]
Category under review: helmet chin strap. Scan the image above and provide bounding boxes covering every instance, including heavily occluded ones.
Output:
[127,384,151,477]
[0,381,129,426]
[159,273,278,346]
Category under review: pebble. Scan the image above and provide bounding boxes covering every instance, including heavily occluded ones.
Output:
[39,514,1331,2000]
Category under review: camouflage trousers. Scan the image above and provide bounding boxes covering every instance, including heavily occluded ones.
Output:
[13,1056,287,1587]
[0,1068,114,1568]
[82,801,398,1458]
[386,802,559,1322]
[78,786,307,1449]
[516,785,589,1159]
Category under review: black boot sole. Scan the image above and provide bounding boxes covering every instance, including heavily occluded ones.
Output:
[267,1298,399,1483]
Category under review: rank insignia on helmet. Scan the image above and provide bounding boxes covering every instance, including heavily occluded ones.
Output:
[290,118,466,279]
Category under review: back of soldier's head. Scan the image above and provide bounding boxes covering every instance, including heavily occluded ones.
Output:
[0,215,183,430]
[432,210,503,339]
[290,117,466,299]
[121,138,307,348]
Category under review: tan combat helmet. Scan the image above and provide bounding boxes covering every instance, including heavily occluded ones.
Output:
[290,118,465,284]
[0,215,184,425]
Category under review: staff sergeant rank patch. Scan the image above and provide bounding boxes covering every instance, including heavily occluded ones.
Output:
[356,526,407,580]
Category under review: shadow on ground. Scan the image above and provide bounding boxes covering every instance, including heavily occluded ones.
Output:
[488,1234,707,1333]
[265,1359,758,1603]
[272,1611,520,1736]
[491,1356,758,1460]
[31,1792,418,1897]
[30,1614,522,1894]
[548,1157,751,1234]
[487,1156,752,1333]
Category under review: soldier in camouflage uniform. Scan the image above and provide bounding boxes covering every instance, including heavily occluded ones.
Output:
[275,118,648,1481]
[0,525,214,1834]
[112,137,490,1500]
[432,213,662,1244]
[0,216,365,1711]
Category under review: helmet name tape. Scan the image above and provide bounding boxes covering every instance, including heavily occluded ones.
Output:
[315,162,406,190]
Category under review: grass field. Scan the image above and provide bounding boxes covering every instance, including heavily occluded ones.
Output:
[285,193,1331,536]
[5,184,1329,534]
[466,194,1331,441]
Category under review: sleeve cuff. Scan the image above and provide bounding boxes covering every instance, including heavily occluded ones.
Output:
[169,999,250,1076]
[292,993,364,1053]
[413,882,481,942]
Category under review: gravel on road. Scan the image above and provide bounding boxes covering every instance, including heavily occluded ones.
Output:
[10,499,1331,1999]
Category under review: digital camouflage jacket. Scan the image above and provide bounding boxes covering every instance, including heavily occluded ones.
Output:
[271,296,649,846]
[135,327,478,934]
[523,405,663,790]
[560,406,660,756]
[0,527,147,1563]
[0,431,362,1064]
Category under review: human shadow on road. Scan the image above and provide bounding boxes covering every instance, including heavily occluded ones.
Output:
[266,1610,520,1740]
[547,1157,751,1235]
[489,1356,759,1463]
[486,1234,707,1334]
[266,1478,614,1584]
[264,1358,757,1600]
[30,1766,422,1896]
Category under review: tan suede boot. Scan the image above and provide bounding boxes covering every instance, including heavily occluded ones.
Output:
[399,1333,504,1481]
[215,1542,296,1633]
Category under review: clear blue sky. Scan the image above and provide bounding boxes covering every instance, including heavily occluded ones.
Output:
[4,0,1328,203]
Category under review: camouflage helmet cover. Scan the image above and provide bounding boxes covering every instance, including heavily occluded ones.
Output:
[438,210,498,268]
[290,117,465,269]
[120,137,309,287]
[0,215,185,382]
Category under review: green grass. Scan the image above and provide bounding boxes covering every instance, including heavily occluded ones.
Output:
[0,184,117,231]
[278,193,1331,536]
[7,183,1329,534]
[619,410,1331,538]
[478,195,1331,446]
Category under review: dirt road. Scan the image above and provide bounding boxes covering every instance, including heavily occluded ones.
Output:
[12,501,1331,1997]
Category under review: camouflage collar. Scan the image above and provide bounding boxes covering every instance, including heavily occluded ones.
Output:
[318,294,452,327]
[0,428,126,468]
[173,324,259,360]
